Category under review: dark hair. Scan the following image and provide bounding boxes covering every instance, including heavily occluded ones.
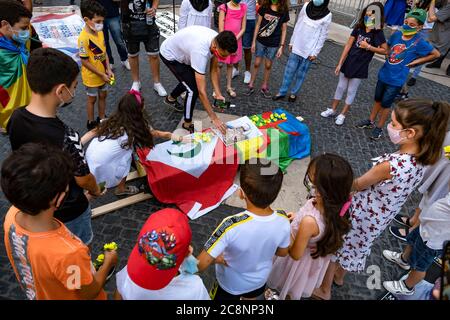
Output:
[96,93,154,149]
[0,0,32,26]
[240,159,283,209]
[415,0,432,9]
[307,153,353,259]
[80,0,107,19]
[27,48,79,94]
[1,143,73,216]
[355,2,385,30]
[394,99,450,166]
[260,0,289,13]
[216,30,238,54]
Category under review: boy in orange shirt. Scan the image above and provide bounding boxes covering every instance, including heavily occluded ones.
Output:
[2,143,117,300]
[78,0,113,130]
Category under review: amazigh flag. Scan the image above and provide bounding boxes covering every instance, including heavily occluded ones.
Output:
[137,131,239,220]
[0,35,31,129]
[236,108,311,172]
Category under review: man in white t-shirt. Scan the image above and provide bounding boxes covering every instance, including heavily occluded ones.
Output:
[160,26,237,134]
[197,160,291,300]
[114,208,210,300]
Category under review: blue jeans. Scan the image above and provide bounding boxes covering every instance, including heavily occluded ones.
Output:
[374,79,402,108]
[64,205,93,245]
[406,227,442,272]
[104,16,128,64]
[278,53,312,96]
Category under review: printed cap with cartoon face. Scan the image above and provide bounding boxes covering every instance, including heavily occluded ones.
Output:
[127,208,192,290]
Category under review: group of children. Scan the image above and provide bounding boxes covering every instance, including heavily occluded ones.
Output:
[0,0,449,301]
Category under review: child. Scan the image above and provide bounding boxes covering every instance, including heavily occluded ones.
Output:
[244,0,290,98]
[7,47,103,245]
[197,159,291,300]
[355,9,440,140]
[178,0,213,30]
[114,208,210,300]
[2,143,117,300]
[266,153,353,300]
[383,187,450,296]
[0,1,32,131]
[272,0,331,103]
[320,2,387,126]
[78,0,114,130]
[313,99,450,300]
[82,90,183,196]
[218,0,247,97]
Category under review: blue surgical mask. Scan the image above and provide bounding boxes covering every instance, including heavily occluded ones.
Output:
[313,0,324,6]
[179,254,199,275]
[11,29,30,44]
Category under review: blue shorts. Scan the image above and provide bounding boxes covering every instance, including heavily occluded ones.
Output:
[406,227,442,272]
[64,205,94,245]
[255,41,278,61]
[243,19,256,49]
[374,80,402,109]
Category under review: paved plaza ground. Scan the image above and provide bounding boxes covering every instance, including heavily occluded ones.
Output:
[0,1,449,300]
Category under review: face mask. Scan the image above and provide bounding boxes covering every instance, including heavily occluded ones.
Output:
[11,28,30,44]
[304,175,316,199]
[387,123,407,145]
[313,0,324,6]
[179,254,199,274]
[401,24,418,36]
[58,86,75,108]
[94,23,103,32]
[364,16,375,28]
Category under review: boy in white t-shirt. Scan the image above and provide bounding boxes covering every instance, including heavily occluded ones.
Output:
[197,159,291,300]
[114,208,210,300]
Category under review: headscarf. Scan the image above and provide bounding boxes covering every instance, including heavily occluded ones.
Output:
[189,0,210,12]
[305,0,330,20]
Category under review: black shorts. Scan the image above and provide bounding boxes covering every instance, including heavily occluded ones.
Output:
[124,23,160,56]
[210,280,266,300]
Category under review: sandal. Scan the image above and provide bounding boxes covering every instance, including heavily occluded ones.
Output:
[288,94,297,103]
[226,87,236,98]
[115,185,140,196]
[182,122,195,134]
[393,214,412,228]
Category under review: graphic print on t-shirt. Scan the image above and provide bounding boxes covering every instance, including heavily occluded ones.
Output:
[356,34,371,48]
[258,14,280,38]
[388,43,407,65]
[129,0,147,20]
[88,40,107,69]
[8,224,36,300]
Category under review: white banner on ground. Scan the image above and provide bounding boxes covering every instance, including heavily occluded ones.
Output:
[156,10,179,39]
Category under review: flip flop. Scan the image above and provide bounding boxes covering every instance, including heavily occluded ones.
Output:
[393,214,412,228]
[115,185,140,196]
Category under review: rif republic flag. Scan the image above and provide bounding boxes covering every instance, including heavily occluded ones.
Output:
[137,132,239,220]
[236,108,311,172]
[0,35,31,129]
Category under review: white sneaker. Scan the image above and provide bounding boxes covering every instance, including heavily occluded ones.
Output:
[383,280,415,296]
[232,67,239,79]
[121,59,131,70]
[131,81,141,92]
[335,114,346,126]
[382,250,411,270]
[320,108,336,118]
[243,71,251,84]
[153,83,167,97]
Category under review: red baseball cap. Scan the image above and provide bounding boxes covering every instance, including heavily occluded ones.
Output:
[127,208,192,290]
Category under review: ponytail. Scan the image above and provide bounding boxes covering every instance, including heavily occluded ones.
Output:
[394,99,450,166]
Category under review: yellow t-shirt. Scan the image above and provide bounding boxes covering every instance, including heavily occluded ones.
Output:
[78,28,107,87]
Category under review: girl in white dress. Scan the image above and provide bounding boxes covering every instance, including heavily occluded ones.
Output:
[82,90,184,196]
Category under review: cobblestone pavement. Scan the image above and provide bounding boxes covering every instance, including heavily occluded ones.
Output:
[1,4,449,299]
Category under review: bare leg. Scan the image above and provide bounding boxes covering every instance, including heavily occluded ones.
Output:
[331,99,340,111]
[340,104,351,116]
[129,55,140,83]
[98,90,107,119]
[334,264,347,286]
[244,48,252,72]
[369,101,382,122]
[148,55,160,83]
[410,208,421,227]
[249,57,262,87]
[404,270,426,289]
[226,64,233,91]
[87,95,97,122]
[312,261,337,300]
[262,58,273,89]
[377,107,391,128]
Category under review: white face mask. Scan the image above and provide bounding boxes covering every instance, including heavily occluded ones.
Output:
[58,85,75,108]
[94,23,103,32]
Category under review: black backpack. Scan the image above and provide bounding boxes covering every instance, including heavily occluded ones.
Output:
[213,0,228,29]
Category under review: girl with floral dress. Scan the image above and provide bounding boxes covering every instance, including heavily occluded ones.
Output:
[218,0,247,97]
[313,99,450,300]
[266,153,353,300]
